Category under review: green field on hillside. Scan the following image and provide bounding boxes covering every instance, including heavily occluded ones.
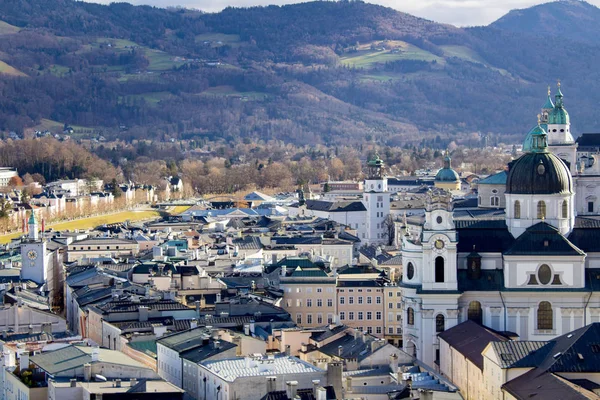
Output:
[195,33,242,47]
[0,20,21,35]
[200,85,269,100]
[0,60,27,77]
[341,41,443,68]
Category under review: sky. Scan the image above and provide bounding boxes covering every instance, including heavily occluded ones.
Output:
[87,0,600,27]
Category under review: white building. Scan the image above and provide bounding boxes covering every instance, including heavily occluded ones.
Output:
[197,355,327,400]
[400,109,600,369]
[0,168,18,187]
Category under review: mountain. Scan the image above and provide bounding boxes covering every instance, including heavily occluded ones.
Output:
[1,0,600,149]
[490,0,600,44]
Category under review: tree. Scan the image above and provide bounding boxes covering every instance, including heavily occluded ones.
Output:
[8,176,23,188]
[111,179,122,198]
[0,198,11,219]
[383,214,396,246]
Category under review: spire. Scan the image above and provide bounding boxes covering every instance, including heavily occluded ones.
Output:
[542,85,554,110]
[555,80,564,107]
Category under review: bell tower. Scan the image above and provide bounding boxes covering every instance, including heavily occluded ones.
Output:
[20,212,47,285]
[362,154,390,245]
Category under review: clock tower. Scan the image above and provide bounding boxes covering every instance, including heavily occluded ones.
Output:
[20,212,47,285]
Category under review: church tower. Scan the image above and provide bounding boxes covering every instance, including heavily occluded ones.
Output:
[546,82,577,175]
[362,154,390,245]
[20,212,48,285]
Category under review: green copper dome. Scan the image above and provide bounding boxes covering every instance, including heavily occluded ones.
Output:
[548,84,569,125]
[435,155,460,182]
[28,212,36,225]
[367,153,384,168]
[523,124,548,153]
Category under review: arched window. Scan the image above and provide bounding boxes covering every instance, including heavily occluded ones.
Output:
[537,201,546,219]
[436,314,445,333]
[514,200,521,219]
[406,262,415,280]
[562,200,568,219]
[435,257,444,283]
[537,301,553,330]
[467,301,482,324]
[407,307,414,326]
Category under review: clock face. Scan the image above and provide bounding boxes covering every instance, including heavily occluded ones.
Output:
[434,239,445,250]
[27,250,38,261]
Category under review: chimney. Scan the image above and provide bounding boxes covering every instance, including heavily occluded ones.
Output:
[250,320,255,334]
[19,351,29,371]
[130,378,137,387]
[345,376,353,391]
[70,379,77,388]
[389,353,399,374]
[83,363,92,381]
[27,325,33,335]
[266,376,277,393]
[286,381,298,399]
[244,324,250,336]
[419,389,434,400]
[337,345,343,357]
[271,253,277,265]
[91,346,100,362]
[213,340,221,350]
[316,387,327,400]
[195,300,201,314]
[371,338,384,353]
[312,380,320,397]
[233,336,242,356]
[138,306,149,322]
[327,362,343,399]
[281,265,287,277]
[115,379,121,388]
[190,319,198,329]
[216,293,222,303]
[42,323,52,334]
[285,345,291,357]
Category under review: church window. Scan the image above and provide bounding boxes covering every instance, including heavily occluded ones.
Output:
[436,314,445,333]
[407,307,414,326]
[538,264,552,285]
[589,201,594,213]
[537,201,546,219]
[435,257,444,283]
[436,216,443,224]
[468,301,482,324]
[562,201,568,218]
[478,196,481,205]
[406,262,415,280]
[560,129,565,132]
[552,274,562,285]
[514,201,521,219]
[537,302,553,330]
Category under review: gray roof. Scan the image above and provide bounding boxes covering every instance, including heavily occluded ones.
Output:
[438,320,509,370]
[491,341,550,368]
[306,200,366,213]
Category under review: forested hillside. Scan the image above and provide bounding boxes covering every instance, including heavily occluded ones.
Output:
[0,0,600,149]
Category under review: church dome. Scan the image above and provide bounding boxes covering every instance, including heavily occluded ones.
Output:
[507,120,572,195]
[506,152,572,195]
[435,155,460,182]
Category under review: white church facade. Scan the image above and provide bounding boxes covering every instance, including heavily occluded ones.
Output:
[400,85,600,368]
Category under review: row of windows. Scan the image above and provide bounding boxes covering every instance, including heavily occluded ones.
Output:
[339,311,382,320]
[340,296,382,305]
[513,200,569,219]
[405,301,553,331]
[290,298,335,307]
[286,287,334,293]
[296,313,334,324]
